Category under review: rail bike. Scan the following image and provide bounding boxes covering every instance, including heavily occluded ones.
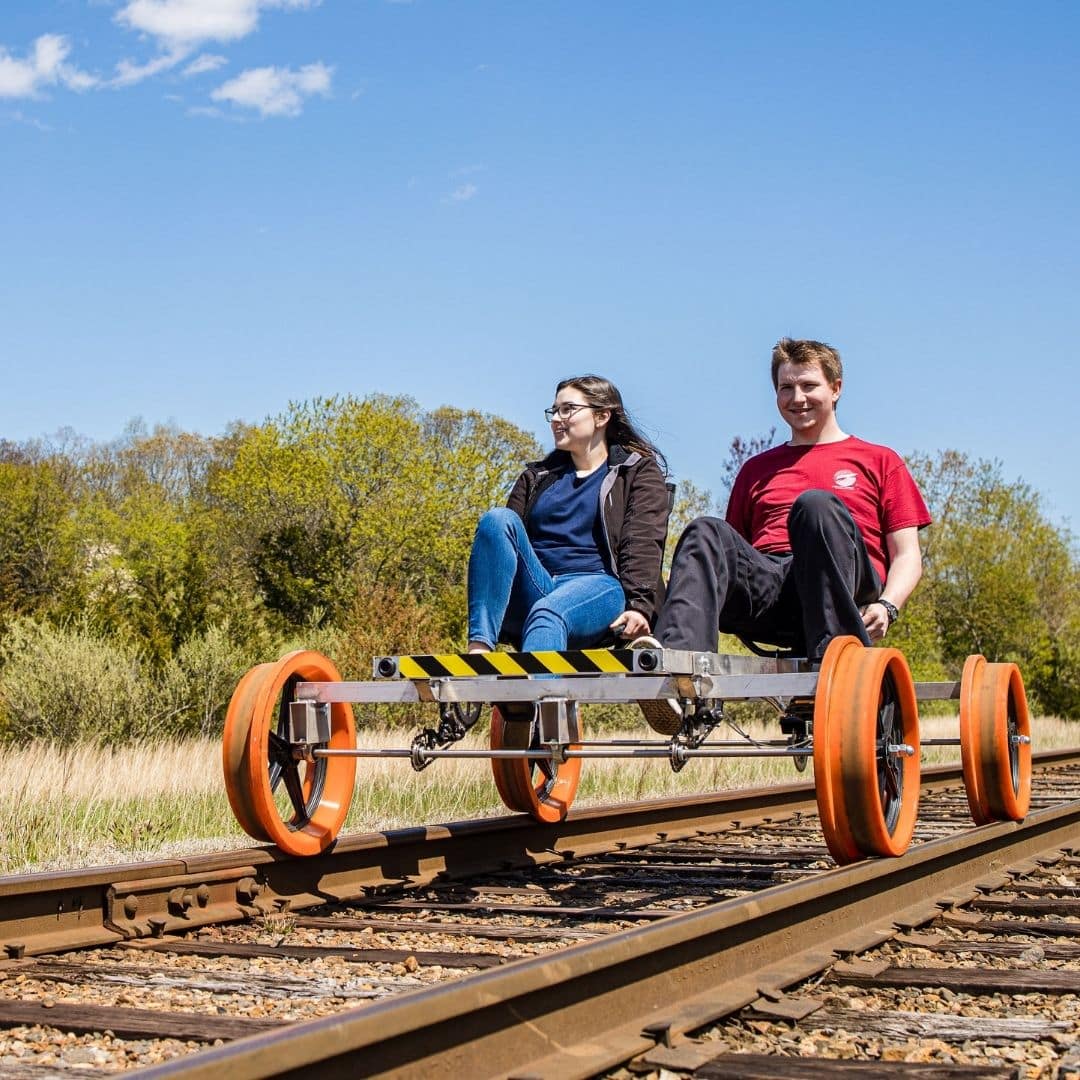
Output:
[222,637,1032,865]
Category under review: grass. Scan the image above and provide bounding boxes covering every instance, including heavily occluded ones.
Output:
[1,713,1075,876]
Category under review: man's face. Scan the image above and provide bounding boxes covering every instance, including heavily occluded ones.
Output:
[775,360,841,436]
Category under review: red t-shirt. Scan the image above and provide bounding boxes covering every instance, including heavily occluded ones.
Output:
[725,436,931,584]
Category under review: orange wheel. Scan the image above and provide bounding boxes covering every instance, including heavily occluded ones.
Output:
[489,706,532,813]
[222,651,357,856]
[490,704,582,823]
[223,662,275,842]
[813,637,921,865]
[959,655,1031,824]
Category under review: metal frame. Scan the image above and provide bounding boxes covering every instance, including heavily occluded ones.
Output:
[296,648,963,706]
[280,648,976,765]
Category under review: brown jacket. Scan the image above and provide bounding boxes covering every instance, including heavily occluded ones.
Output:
[506,444,673,625]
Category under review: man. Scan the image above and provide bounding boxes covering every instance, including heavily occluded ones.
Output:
[642,338,930,731]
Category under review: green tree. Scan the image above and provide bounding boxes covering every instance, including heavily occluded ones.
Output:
[0,452,81,624]
[908,451,1079,715]
[58,424,224,662]
[209,395,541,639]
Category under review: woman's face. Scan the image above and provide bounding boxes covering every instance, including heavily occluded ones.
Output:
[549,386,610,453]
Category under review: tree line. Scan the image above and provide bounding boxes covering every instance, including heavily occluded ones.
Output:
[0,395,1076,741]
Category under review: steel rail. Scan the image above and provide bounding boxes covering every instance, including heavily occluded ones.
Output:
[134,787,1080,1080]
[1,750,1075,961]
[0,774,827,958]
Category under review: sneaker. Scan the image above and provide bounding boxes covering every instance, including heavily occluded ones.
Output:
[629,636,683,736]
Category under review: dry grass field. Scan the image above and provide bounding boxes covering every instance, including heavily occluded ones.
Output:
[1,713,1074,876]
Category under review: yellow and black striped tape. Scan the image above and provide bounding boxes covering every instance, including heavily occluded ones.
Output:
[391,649,637,680]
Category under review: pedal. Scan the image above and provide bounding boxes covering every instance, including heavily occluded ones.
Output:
[409,702,484,771]
[779,708,812,741]
[780,703,814,773]
[676,705,723,751]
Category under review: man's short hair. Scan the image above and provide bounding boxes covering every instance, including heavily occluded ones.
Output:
[771,338,843,388]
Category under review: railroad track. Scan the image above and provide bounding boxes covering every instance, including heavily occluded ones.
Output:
[2,751,1079,1077]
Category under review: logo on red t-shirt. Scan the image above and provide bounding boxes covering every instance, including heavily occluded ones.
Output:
[833,469,857,490]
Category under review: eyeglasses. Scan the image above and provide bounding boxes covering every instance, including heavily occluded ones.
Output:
[544,402,595,422]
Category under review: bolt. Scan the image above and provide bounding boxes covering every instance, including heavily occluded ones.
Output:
[168,887,193,914]
[237,877,261,904]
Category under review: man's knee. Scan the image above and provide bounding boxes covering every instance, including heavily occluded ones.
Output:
[677,515,740,557]
[788,489,850,531]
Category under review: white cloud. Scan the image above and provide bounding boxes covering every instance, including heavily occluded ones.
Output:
[448,183,478,202]
[116,0,319,50]
[112,49,187,87]
[61,66,99,92]
[113,1,319,87]
[5,109,54,132]
[183,53,227,76]
[211,61,331,117]
[0,34,97,98]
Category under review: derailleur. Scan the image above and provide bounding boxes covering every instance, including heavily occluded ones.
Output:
[410,701,483,772]
[780,702,814,772]
[669,705,723,773]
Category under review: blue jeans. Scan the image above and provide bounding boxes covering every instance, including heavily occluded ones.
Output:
[467,508,625,651]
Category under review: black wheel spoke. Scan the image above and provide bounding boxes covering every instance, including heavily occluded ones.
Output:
[269,675,302,792]
[1007,697,1020,790]
[529,721,557,789]
[883,757,901,801]
[877,699,895,741]
[877,672,903,832]
[281,762,309,820]
[267,730,292,789]
[536,759,556,785]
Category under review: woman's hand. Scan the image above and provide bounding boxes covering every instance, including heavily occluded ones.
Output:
[610,610,651,639]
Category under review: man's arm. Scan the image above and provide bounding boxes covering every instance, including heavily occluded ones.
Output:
[862,526,923,642]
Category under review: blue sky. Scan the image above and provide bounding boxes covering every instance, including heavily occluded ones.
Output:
[3,1,1078,530]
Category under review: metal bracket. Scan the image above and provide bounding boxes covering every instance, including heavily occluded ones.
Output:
[288,701,331,744]
[537,700,579,745]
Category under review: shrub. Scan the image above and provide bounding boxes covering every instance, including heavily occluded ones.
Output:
[0,618,255,744]
[0,618,155,743]
[155,623,254,738]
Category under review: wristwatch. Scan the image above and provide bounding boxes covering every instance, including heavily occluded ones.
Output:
[877,598,900,626]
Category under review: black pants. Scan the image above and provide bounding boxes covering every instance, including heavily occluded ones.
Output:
[654,490,882,661]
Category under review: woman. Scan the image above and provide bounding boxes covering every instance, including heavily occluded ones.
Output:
[467,375,671,654]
